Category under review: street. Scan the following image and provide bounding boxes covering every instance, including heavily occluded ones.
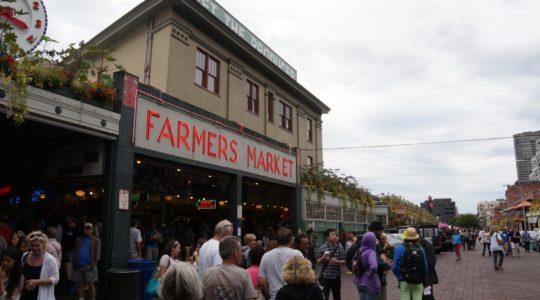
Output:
[339,246,540,300]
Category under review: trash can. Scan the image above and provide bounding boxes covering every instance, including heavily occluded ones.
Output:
[128,260,156,300]
[107,268,139,299]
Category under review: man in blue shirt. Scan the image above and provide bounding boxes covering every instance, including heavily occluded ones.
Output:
[73,222,101,300]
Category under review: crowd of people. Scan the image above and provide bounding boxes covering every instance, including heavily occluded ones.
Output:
[136,219,440,300]
[450,225,534,272]
[0,214,101,300]
[1,212,448,300]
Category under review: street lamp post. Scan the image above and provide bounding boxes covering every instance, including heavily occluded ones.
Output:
[517,183,527,231]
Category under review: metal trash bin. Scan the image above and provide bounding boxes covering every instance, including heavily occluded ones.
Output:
[128,260,156,300]
[107,268,139,299]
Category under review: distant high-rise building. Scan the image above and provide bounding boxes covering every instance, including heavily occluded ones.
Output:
[530,140,540,181]
[513,131,540,182]
[420,198,457,223]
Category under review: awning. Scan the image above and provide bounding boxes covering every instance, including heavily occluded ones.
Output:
[501,201,531,213]
[511,201,531,209]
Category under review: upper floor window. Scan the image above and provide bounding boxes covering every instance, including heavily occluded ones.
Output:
[307,118,313,142]
[195,49,219,93]
[307,156,314,167]
[246,80,259,115]
[279,101,292,131]
[268,92,275,123]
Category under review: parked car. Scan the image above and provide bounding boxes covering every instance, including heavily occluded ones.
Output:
[397,225,443,254]
[387,233,404,248]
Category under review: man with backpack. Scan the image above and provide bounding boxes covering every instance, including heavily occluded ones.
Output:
[392,227,428,300]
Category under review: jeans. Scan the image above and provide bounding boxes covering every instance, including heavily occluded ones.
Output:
[482,242,491,256]
[399,282,423,300]
[358,287,379,300]
[493,250,504,269]
[322,276,341,300]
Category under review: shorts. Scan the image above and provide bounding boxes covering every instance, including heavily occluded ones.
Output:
[72,265,98,283]
[454,244,461,253]
[511,242,519,249]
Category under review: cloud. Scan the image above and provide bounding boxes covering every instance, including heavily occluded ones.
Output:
[46,0,540,214]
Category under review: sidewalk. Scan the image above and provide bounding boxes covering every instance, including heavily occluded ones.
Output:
[340,246,540,300]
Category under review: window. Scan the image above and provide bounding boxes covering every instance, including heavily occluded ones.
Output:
[306,118,313,142]
[279,101,292,131]
[307,156,314,167]
[195,49,219,93]
[246,80,259,115]
[267,92,275,122]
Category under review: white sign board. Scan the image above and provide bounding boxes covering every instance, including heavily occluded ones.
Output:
[134,98,297,184]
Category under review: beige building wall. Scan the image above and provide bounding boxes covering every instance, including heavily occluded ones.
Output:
[101,7,325,166]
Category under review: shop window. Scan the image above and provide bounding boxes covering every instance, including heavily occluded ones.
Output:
[326,205,342,221]
[305,201,324,219]
[343,208,355,223]
[246,80,259,115]
[279,101,292,131]
[306,118,313,142]
[195,49,220,94]
[376,214,387,225]
[267,92,274,123]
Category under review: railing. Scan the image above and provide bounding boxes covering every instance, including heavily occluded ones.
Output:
[305,201,375,224]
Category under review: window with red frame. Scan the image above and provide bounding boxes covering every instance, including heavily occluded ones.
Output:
[279,100,292,131]
[195,49,219,93]
[307,118,313,142]
[246,80,259,115]
[268,92,275,122]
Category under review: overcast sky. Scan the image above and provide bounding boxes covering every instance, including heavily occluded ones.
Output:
[46,0,540,213]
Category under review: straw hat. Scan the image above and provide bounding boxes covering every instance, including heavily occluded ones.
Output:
[403,227,420,240]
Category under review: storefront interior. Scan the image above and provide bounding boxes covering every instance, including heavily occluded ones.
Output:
[0,118,106,233]
[131,155,293,246]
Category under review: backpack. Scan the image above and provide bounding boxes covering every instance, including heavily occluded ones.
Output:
[399,243,424,284]
[346,240,361,271]
[351,249,367,276]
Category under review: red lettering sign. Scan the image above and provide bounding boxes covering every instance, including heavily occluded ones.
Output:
[196,200,216,210]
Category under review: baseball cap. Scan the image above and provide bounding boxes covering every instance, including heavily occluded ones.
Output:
[84,222,94,229]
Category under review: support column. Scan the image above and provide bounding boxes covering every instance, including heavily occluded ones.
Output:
[229,174,242,236]
[292,186,302,234]
[103,72,138,268]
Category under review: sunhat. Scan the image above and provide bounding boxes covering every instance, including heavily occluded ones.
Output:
[403,227,419,240]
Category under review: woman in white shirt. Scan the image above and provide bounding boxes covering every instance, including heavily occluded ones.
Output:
[489,227,504,271]
[159,240,181,278]
[20,231,59,300]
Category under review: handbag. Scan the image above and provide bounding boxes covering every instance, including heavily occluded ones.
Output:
[496,233,505,246]
[146,268,161,296]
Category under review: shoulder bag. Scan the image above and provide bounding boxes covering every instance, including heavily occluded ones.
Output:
[496,233,505,246]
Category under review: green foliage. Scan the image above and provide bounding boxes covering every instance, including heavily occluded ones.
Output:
[301,167,373,208]
[381,193,437,225]
[450,213,480,229]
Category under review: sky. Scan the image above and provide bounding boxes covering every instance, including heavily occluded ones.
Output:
[44,0,540,213]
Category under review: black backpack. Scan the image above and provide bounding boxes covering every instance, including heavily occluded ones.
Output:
[399,243,425,284]
[351,248,367,276]
[346,240,361,271]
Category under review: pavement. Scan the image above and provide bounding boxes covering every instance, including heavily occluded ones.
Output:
[338,246,540,300]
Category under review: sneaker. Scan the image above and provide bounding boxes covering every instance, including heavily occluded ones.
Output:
[495,267,500,271]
